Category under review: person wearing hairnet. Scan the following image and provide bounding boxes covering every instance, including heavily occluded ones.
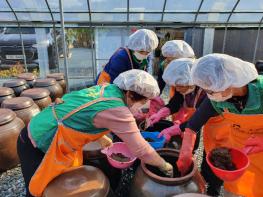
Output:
[96,29,158,84]
[177,54,263,197]
[17,70,173,197]
[157,40,195,94]
[147,58,206,152]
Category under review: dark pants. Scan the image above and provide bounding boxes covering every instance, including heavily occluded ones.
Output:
[17,127,44,197]
[201,151,223,196]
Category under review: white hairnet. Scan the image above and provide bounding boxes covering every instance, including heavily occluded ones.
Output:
[161,40,195,58]
[113,69,160,99]
[127,29,159,52]
[162,58,195,86]
[191,53,258,92]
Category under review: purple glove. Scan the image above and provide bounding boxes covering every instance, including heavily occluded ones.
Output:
[147,107,171,127]
[158,122,181,142]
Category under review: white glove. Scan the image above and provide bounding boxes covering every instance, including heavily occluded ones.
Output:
[97,135,112,148]
[159,161,174,178]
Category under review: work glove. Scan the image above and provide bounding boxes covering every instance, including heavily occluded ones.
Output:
[98,135,113,148]
[244,136,263,154]
[176,128,196,176]
[148,96,165,117]
[158,122,182,143]
[159,161,174,178]
[147,107,171,127]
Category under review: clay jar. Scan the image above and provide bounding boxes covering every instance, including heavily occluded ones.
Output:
[17,73,37,88]
[34,78,63,101]
[43,166,110,197]
[3,79,29,96]
[1,97,40,125]
[129,148,206,197]
[21,88,51,110]
[47,73,67,94]
[0,109,25,171]
[0,87,15,105]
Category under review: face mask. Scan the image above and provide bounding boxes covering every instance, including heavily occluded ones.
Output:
[182,87,195,95]
[134,51,148,61]
[129,102,145,117]
[207,92,233,102]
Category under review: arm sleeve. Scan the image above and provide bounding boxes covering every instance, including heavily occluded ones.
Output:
[184,97,219,132]
[93,107,165,167]
[165,91,184,114]
[157,68,166,94]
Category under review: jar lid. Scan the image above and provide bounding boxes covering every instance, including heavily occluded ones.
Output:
[1,97,34,110]
[3,79,27,88]
[21,88,50,99]
[17,73,37,81]
[0,87,14,97]
[0,108,16,125]
[34,78,56,87]
[47,73,65,81]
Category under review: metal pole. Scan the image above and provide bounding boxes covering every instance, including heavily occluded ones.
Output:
[192,0,204,49]
[6,0,28,72]
[59,0,69,92]
[161,0,167,22]
[253,16,263,63]
[222,26,228,53]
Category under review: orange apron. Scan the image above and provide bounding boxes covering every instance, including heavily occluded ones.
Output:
[29,86,122,196]
[172,88,203,123]
[97,47,135,85]
[204,110,263,197]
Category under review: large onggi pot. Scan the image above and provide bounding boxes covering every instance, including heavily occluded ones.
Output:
[0,109,25,171]
[47,73,67,94]
[83,140,121,190]
[3,79,29,96]
[0,87,15,105]
[34,78,63,101]
[1,97,40,125]
[21,88,51,110]
[129,148,206,197]
[17,73,37,88]
[43,165,110,197]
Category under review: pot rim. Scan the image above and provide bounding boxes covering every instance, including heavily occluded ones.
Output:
[141,148,197,185]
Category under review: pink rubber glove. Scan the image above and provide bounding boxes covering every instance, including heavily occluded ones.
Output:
[244,136,263,155]
[148,96,165,117]
[147,107,171,127]
[158,122,181,142]
[177,128,196,176]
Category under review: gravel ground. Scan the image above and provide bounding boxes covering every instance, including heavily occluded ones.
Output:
[0,86,223,197]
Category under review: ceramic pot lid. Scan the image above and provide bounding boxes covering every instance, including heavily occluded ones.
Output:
[47,73,64,81]
[34,78,56,87]
[0,108,16,125]
[0,87,14,97]
[1,97,34,110]
[3,79,26,88]
[17,73,37,81]
[21,88,50,99]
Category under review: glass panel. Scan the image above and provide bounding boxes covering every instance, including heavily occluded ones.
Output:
[48,0,89,11]
[200,0,237,12]
[54,13,90,22]
[130,0,164,12]
[91,13,126,22]
[163,13,195,22]
[17,13,52,21]
[0,0,10,10]
[129,14,161,22]
[0,13,16,21]
[8,0,48,11]
[90,0,127,12]
[235,0,263,11]
[196,14,229,22]
[229,13,262,22]
[165,0,201,12]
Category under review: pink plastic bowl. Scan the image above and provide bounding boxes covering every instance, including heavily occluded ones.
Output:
[101,142,137,169]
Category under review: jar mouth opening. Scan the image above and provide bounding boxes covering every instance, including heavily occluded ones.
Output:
[141,148,197,185]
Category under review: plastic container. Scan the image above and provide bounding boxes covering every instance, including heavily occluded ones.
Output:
[206,147,250,182]
[141,131,165,149]
[101,142,136,169]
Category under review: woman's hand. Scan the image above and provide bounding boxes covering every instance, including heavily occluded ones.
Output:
[98,135,113,148]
